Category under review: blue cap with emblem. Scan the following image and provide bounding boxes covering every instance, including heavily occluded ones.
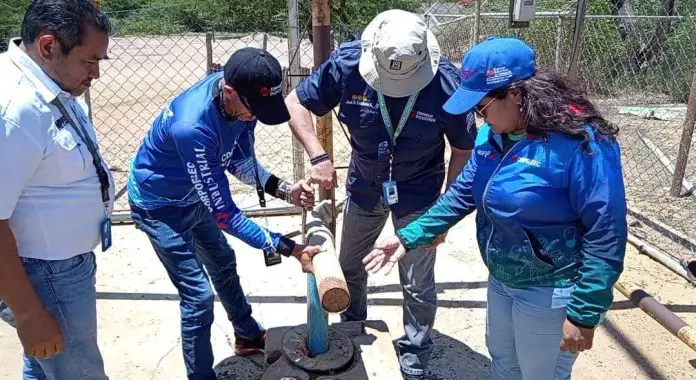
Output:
[443,37,536,115]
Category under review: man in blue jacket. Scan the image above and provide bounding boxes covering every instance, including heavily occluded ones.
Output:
[128,48,320,380]
[284,10,477,379]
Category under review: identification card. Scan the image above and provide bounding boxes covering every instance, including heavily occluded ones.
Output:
[263,249,282,266]
[101,218,112,251]
[382,180,399,206]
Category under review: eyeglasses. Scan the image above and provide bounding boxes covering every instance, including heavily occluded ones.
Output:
[474,98,496,118]
[239,95,252,114]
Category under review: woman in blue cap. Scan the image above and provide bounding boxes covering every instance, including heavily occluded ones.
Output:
[361,37,627,379]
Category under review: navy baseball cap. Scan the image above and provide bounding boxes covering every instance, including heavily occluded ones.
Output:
[224,47,290,125]
[443,37,536,115]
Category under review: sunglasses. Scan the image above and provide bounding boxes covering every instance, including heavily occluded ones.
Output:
[474,98,496,118]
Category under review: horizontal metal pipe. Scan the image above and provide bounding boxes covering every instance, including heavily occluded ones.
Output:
[111,206,303,225]
[627,233,696,285]
[614,280,696,352]
[627,207,696,252]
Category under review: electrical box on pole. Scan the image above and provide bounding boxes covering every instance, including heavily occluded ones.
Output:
[509,0,537,28]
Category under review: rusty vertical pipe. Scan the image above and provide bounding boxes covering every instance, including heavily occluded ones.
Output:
[670,67,696,196]
[614,281,696,352]
[312,0,335,234]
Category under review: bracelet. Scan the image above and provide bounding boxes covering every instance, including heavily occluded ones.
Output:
[310,153,330,166]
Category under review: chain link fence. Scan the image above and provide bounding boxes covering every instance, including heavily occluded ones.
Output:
[5,0,696,262]
[427,0,696,263]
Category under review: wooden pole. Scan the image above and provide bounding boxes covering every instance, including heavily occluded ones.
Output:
[555,16,563,71]
[288,0,305,184]
[312,0,335,235]
[567,0,589,80]
[670,68,696,196]
[205,32,213,74]
[473,0,481,45]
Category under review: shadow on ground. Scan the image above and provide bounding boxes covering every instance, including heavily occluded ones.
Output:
[213,328,490,380]
[425,329,490,380]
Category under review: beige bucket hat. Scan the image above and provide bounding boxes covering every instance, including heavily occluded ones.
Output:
[358,9,441,98]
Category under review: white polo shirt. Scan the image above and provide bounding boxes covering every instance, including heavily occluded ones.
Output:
[0,38,114,260]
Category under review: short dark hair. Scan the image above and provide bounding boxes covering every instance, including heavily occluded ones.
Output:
[21,0,111,55]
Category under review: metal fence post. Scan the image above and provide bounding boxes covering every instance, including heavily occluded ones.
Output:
[670,68,696,197]
[312,0,335,235]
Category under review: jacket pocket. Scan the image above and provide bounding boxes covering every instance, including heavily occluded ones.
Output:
[521,226,555,268]
[521,224,583,271]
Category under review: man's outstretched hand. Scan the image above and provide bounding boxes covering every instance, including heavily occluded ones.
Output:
[291,244,323,273]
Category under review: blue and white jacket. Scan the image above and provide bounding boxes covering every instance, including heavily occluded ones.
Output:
[397,123,627,327]
[128,72,288,253]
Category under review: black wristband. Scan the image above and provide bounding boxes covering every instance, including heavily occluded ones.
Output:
[566,316,595,329]
[277,235,296,257]
[310,153,330,166]
[264,175,291,201]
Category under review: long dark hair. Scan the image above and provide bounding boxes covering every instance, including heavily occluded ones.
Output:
[494,70,619,150]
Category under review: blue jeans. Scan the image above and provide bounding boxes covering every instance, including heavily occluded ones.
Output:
[339,199,437,377]
[486,276,579,380]
[0,252,108,380]
[130,202,264,380]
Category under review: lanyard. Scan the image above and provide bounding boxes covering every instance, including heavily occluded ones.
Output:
[248,129,266,208]
[51,98,111,210]
[377,91,419,179]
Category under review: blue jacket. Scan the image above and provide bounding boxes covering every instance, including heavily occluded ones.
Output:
[128,72,286,253]
[296,41,477,217]
[398,123,627,327]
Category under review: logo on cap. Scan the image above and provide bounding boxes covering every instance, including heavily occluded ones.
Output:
[260,86,270,96]
[461,70,476,80]
[485,67,513,85]
[389,60,403,71]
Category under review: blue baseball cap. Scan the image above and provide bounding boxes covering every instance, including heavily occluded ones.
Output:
[443,37,536,115]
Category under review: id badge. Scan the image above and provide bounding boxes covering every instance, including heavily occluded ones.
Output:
[101,218,112,252]
[263,249,282,266]
[382,180,399,206]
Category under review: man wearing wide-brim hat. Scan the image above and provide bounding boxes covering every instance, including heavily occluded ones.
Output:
[285,9,477,379]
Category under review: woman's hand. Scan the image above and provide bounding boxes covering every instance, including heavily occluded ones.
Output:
[362,236,407,275]
[560,319,595,353]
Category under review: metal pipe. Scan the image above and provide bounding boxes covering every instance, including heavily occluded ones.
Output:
[627,233,696,284]
[111,205,303,224]
[627,207,696,252]
[306,273,329,356]
[614,280,696,352]
[637,132,696,194]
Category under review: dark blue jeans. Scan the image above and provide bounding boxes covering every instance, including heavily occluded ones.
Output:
[130,202,264,380]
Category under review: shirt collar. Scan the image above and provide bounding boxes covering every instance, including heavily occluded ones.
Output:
[7,38,70,103]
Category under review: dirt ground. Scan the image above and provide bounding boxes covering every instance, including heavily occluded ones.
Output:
[1,209,695,379]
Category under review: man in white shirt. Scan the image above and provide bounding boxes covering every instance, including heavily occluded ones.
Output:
[0,0,113,378]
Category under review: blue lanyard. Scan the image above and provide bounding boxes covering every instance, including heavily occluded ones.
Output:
[377,91,419,179]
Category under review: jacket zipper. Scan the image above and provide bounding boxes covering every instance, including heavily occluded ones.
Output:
[481,137,527,268]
